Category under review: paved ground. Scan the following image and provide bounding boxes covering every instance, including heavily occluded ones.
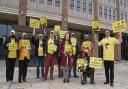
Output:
[0,60,128,89]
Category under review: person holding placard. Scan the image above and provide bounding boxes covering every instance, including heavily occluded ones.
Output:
[44,31,57,80]
[4,30,18,84]
[18,33,31,83]
[81,35,95,84]
[69,33,80,78]
[32,29,46,79]
[95,30,122,87]
[60,33,73,83]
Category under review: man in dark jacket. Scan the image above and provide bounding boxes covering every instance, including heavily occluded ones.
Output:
[32,29,46,78]
[4,30,18,84]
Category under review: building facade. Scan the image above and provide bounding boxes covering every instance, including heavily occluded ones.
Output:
[0,0,128,60]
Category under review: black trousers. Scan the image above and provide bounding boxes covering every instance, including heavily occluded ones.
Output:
[104,61,114,83]
[6,58,16,82]
[18,59,28,82]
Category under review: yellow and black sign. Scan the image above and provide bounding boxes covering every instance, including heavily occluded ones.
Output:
[40,16,47,27]
[112,19,127,33]
[22,40,30,47]
[92,20,100,32]
[54,25,61,32]
[59,31,68,39]
[29,18,40,28]
[89,57,102,69]
[77,58,87,69]
[8,42,18,51]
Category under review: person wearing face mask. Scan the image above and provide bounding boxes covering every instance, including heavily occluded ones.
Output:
[32,29,46,79]
[4,30,18,84]
[44,31,57,80]
[18,33,31,83]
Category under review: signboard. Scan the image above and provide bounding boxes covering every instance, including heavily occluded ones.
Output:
[92,20,100,31]
[29,18,40,28]
[40,16,47,27]
[59,31,68,39]
[22,40,30,47]
[54,25,61,32]
[8,42,17,51]
[89,57,102,69]
[77,58,87,69]
[112,19,127,33]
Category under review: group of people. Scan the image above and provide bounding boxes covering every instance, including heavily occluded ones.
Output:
[4,29,121,87]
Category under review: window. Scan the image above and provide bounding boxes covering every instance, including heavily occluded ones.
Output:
[99,5,102,17]
[113,9,116,20]
[83,0,86,13]
[47,0,52,5]
[104,6,107,18]
[55,0,60,7]
[108,8,111,19]
[30,0,36,2]
[120,12,123,19]
[120,0,123,6]
[76,0,80,11]
[39,0,44,3]
[88,2,92,14]
[112,0,116,3]
[70,0,74,10]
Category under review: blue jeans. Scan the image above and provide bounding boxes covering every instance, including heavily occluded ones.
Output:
[35,56,44,77]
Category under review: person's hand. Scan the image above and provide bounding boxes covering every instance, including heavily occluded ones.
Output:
[33,28,36,36]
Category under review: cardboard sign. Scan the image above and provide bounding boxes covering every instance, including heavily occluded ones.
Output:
[77,58,87,68]
[92,20,100,31]
[83,41,92,48]
[40,16,47,26]
[59,31,68,39]
[22,40,30,47]
[89,57,102,69]
[29,18,40,28]
[54,25,61,32]
[112,19,127,33]
[8,42,17,51]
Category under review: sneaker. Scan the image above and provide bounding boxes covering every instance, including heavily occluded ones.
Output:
[110,82,114,87]
[104,81,109,84]
[63,78,66,83]
[67,79,69,83]
[74,75,79,78]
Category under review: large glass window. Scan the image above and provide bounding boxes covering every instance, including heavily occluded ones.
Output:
[39,0,44,3]
[83,0,86,13]
[99,5,102,17]
[108,8,111,19]
[55,0,60,7]
[113,9,116,20]
[76,0,80,11]
[88,2,92,14]
[47,0,52,5]
[70,0,74,10]
[104,6,107,18]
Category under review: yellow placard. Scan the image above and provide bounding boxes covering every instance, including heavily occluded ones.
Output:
[83,41,92,48]
[40,16,47,26]
[22,40,30,47]
[92,20,100,31]
[54,25,61,32]
[38,47,43,56]
[29,18,40,28]
[112,19,127,33]
[8,42,17,51]
[89,57,102,69]
[77,58,87,69]
[59,31,68,39]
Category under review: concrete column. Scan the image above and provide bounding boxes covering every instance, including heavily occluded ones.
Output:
[18,0,27,26]
[61,0,68,30]
[92,0,99,57]
[115,0,121,60]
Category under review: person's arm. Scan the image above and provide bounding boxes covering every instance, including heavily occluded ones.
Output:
[4,37,9,49]
[31,28,36,45]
